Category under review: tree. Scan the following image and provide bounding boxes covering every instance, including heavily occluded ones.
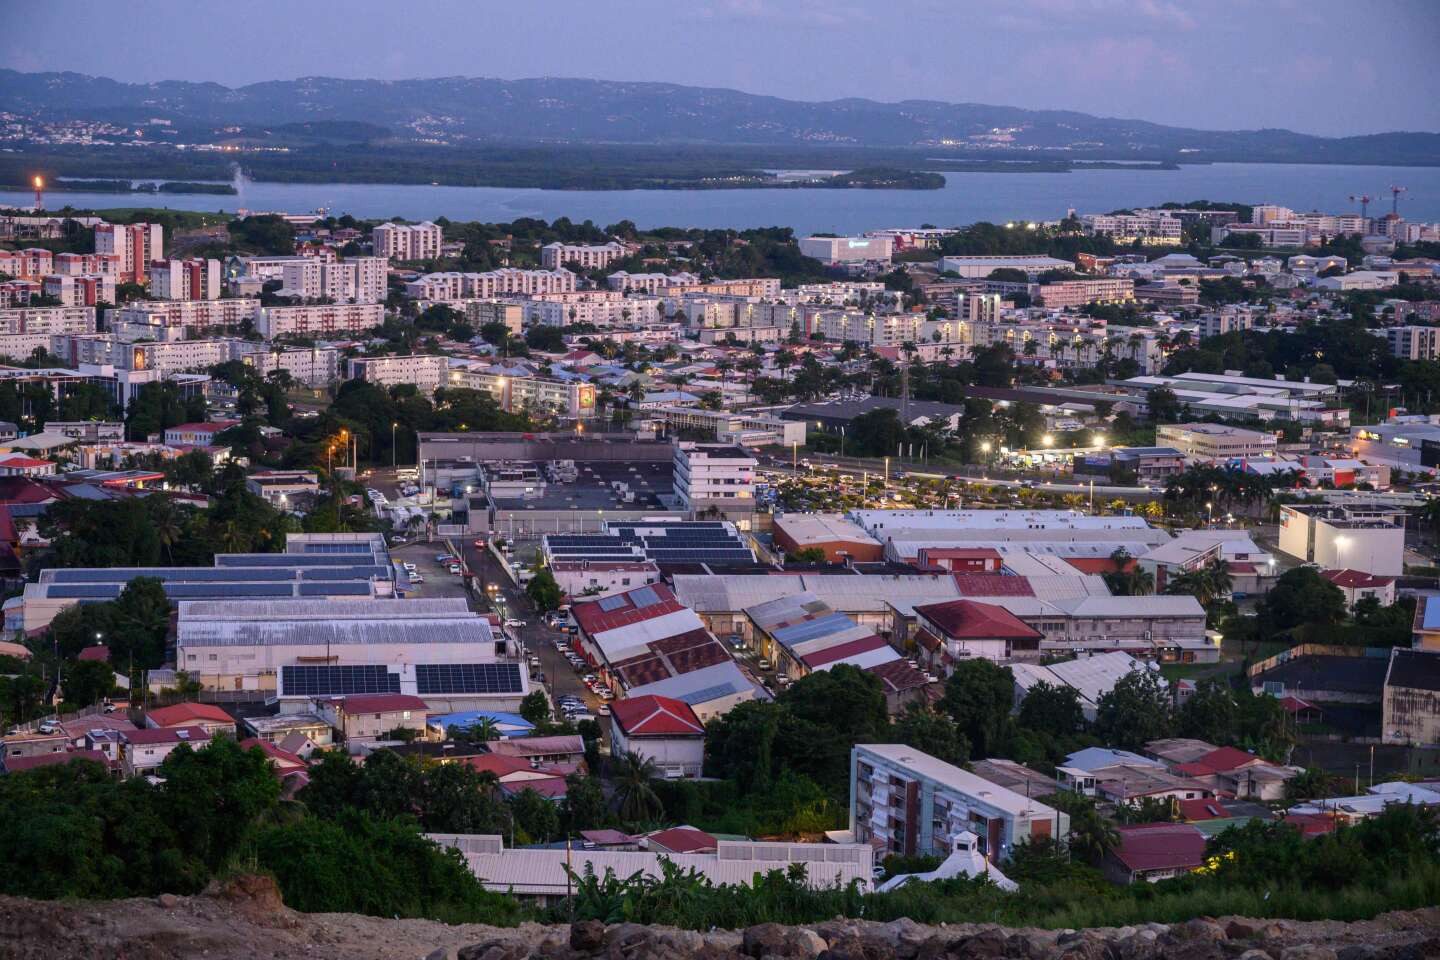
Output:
[1257,567,1347,633]
[1016,681,1086,737]
[560,774,606,834]
[1147,386,1182,423]
[519,690,552,725]
[1045,791,1119,865]
[526,568,564,612]
[109,577,172,671]
[939,659,1015,759]
[508,787,560,844]
[613,750,663,823]
[1094,669,1172,751]
[59,659,114,710]
[890,703,969,766]
[157,738,282,871]
[1175,679,1238,744]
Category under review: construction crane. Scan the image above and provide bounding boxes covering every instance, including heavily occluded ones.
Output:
[1349,194,1374,219]
[1390,185,1408,216]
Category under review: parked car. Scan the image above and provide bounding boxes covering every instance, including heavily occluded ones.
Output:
[504,619,526,628]
[758,659,772,671]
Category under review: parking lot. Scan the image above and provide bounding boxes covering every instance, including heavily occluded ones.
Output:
[389,542,471,600]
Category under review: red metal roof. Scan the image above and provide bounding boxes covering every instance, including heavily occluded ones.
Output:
[1111,823,1207,873]
[646,827,717,854]
[801,633,889,668]
[1322,569,1396,589]
[165,421,239,433]
[571,583,684,636]
[123,726,212,746]
[914,599,1042,640]
[1181,746,1265,775]
[76,644,110,662]
[146,702,232,727]
[609,694,704,737]
[1282,813,1338,837]
[238,737,308,770]
[866,658,934,693]
[1178,798,1232,821]
[332,694,429,714]
[1064,557,1135,575]
[951,574,1036,597]
[1279,695,1320,714]
[0,455,54,469]
[2,750,111,772]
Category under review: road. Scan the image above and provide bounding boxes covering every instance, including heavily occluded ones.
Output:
[761,453,1161,500]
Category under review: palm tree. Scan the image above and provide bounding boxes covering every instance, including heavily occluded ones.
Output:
[1142,500,1165,520]
[613,750,664,823]
[152,501,183,564]
[1203,557,1234,602]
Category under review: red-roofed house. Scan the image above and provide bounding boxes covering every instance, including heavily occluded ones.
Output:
[1281,812,1339,838]
[1177,797,1233,822]
[609,694,705,779]
[1,749,113,775]
[1104,823,1207,885]
[912,599,1043,672]
[1322,569,1396,609]
[643,826,718,855]
[318,693,428,744]
[238,737,309,776]
[916,547,1003,573]
[76,644,110,663]
[950,574,1036,598]
[163,421,239,446]
[1279,696,1323,725]
[0,455,56,478]
[1174,746,1296,802]
[144,702,235,737]
[120,726,211,776]
[461,754,569,800]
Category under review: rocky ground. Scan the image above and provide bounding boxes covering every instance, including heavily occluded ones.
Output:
[1,876,1437,960]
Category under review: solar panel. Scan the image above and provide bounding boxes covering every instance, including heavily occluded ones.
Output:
[48,585,122,599]
[301,542,374,554]
[629,585,662,609]
[281,664,400,697]
[414,663,523,695]
[299,582,372,596]
[164,582,297,598]
[597,594,629,612]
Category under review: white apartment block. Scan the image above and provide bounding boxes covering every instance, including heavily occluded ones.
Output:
[937,255,1073,279]
[281,257,387,303]
[962,293,1003,324]
[458,299,525,336]
[0,306,95,336]
[0,248,54,279]
[348,354,450,394]
[448,368,598,419]
[808,311,966,348]
[242,344,341,388]
[606,271,701,293]
[1213,224,1311,247]
[372,221,442,261]
[256,303,386,339]
[1156,422,1277,460]
[231,253,334,283]
[1036,278,1136,309]
[1081,213,1182,245]
[108,299,261,334]
[673,442,756,512]
[540,241,627,271]
[53,252,120,276]
[42,274,115,307]
[405,268,576,301]
[1383,326,1440,361]
[95,222,163,282]
[799,235,895,263]
[525,292,662,327]
[149,258,221,301]
[1250,204,1295,225]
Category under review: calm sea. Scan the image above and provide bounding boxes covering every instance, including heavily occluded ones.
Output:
[4,163,1439,235]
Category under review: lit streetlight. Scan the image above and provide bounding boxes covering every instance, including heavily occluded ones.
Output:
[1041,434,1054,448]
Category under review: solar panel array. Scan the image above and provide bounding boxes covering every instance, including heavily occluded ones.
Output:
[214,553,383,568]
[300,542,377,554]
[414,663,524,695]
[299,582,373,596]
[281,664,400,697]
[596,594,629,612]
[548,523,754,566]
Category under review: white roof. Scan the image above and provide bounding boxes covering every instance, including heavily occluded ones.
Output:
[672,573,960,615]
[1011,651,1162,713]
[773,513,882,548]
[590,607,707,663]
[858,744,1060,820]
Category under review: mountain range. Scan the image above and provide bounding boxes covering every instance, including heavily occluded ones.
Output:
[2,70,1438,165]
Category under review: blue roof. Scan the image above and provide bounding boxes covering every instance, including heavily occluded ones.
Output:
[426,711,534,737]
[1062,747,1161,772]
[771,611,855,647]
[1423,600,1440,630]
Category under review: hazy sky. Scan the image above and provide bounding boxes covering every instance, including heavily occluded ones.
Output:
[4,0,1438,137]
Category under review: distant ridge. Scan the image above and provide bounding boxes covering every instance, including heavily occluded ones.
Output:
[2,69,1438,164]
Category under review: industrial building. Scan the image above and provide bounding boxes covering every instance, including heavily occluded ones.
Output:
[1277,503,1406,576]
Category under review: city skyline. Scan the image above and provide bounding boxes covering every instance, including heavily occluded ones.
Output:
[3,0,1438,139]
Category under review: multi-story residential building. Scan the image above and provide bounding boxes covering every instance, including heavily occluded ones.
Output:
[540,241,628,271]
[95,222,163,282]
[606,271,702,293]
[0,305,95,336]
[673,442,756,513]
[280,256,387,303]
[41,274,115,307]
[371,221,442,261]
[851,744,1068,862]
[1195,310,1255,340]
[256,303,385,339]
[1212,224,1311,247]
[149,258,221,300]
[447,368,598,419]
[962,293,1003,324]
[1035,278,1135,309]
[0,248,55,279]
[348,354,450,394]
[317,693,429,745]
[1156,422,1278,461]
[807,311,967,348]
[120,727,212,777]
[458,299,525,336]
[404,268,576,301]
[1081,213,1182,245]
[1250,204,1296,225]
[1383,326,1440,361]
[107,299,261,336]
[524,291,662,327]
[799,235,895,264]
[52,252,121,277]
[241,344,341,388]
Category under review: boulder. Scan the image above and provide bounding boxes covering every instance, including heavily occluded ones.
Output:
[457,941,530,960]
[571,920,606,953]
[1278,948,1338,960]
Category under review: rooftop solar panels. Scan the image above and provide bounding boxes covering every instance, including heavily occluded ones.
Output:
[164,582,297,598]
[281,664,400,697]
[299,582,373,596]
[213,553,381,568]
[597,594,629,612]
[414,663,524,695]
[300,542,376,554]
[629,585,662,609]
[48,584,122,599]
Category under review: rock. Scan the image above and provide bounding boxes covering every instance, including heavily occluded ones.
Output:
[1227,922,1267,941]
[818,934,898,960]
[1177,920,1229,943]
[953,929,1009,958]
[571,920,605,952]
[425,949,458,960]
[1236,952,1276,960]
[1279,947,1338,960]
[457,942,529,960]
[787,929,830,958]
[1004,932,1056,959]
[1334,948,1381,960]
[744,922,791,957]
[155,893,179,909]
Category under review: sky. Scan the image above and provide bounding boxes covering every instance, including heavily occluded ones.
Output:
[3,0,1438,137]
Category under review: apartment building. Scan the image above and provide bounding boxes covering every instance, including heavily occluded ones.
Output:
[348,354,450,394]
[95,222,163,282]
[1081,213,1182,245]
[1383,326,1440,361]
[540,241,628,271]
[0,248,54,279]
[1035,278,1135,309]
[52,252,121,276]
[799,235,894,264]
[280,256,387,303]
[371,221,442,261]
[42,274,115,307]
[1213,224,1311,247]
[108,298,261,334]
[851,744,1068,862]
[936,255,1073,279]
[524,291,663,327]
[405,268,577,301]
[149,258,221,300]
[808,311,966,348]
[242,344,341,388]
[458,299,525,336]
[448,368,598,419]
[1155,422,1278,461]
[673,442,756,513]
[606,271,702,293]
[0,305,95,336]
[256,303,385,339]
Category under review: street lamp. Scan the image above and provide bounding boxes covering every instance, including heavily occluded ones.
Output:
[391,421,398,470]
[1092,433,1107,449]
[1206,500,1214,526]
[1041,434,1054,448]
